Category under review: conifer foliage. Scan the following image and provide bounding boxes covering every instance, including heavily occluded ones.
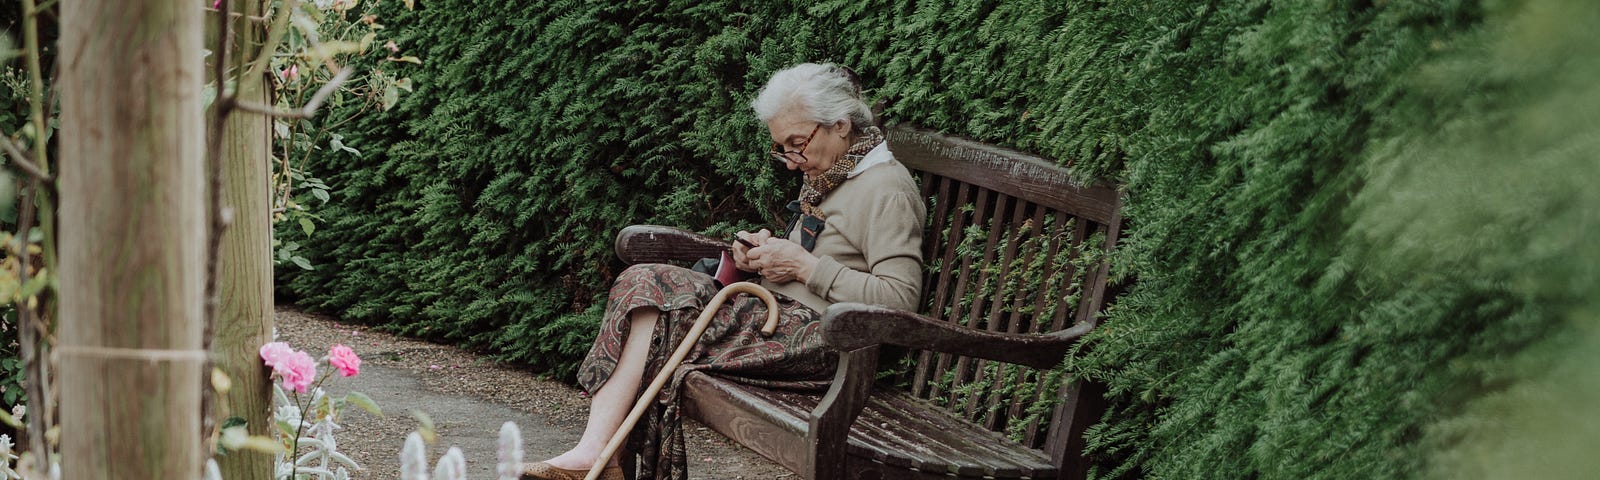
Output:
[280,0,1595,478]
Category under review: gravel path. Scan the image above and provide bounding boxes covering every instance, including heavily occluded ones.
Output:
[274,307,791,479]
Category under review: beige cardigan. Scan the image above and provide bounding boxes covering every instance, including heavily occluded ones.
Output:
[762,149,927,313]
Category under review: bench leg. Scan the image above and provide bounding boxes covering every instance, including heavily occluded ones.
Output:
[806,346,880,479]
[1045,378,1107,480]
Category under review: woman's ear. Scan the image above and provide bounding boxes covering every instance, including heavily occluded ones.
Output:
[836,118,852,137]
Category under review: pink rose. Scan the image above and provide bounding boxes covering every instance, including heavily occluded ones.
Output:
[262,342,317,393]
[278,350,317,393]
[259,342,295,368]
[328,344,361,377]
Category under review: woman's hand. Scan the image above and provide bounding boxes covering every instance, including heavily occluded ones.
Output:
[746,237,818,284]
[731,229,773,272]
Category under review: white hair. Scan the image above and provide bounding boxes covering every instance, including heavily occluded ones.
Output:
[751,63,874,134]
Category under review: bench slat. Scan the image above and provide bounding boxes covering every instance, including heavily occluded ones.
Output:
[871,389,1058,479]
[915,180,974,399]
[958,192,1018,423]
[1051,220,1095,331]
[682,372,1056,479]
[931,184,989,402]
[1029,211,1071,334]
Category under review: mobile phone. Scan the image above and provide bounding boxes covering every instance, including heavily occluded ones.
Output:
[733,235,759,249]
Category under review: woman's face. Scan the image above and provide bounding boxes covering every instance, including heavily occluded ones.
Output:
[766,109,850,177]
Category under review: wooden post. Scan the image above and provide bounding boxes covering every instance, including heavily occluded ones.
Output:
[211,0,275,477]
[57,1,206,478]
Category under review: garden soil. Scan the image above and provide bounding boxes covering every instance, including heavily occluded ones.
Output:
[275,307,791,479]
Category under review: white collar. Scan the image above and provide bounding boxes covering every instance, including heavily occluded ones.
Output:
[847,142,892,178]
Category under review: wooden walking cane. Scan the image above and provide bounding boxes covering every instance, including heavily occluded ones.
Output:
[585,281,781,480]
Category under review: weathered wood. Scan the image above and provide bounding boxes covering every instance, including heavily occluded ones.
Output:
[59,1,207,477]
[614,225,727,265]
[958,192,1015,423]
[1042,209,1123,471]
[1049,220,1095,331]
[888,126,1119,224]
[969,202,1034,428]
[682,372,1057,479]
[1044,379,1107,480]
[681,373,809,473]
[914,180,973,399]
[212,1,275,477]
[929,185,990,401]
[1028,211,1070,334]
[806,347,879,479]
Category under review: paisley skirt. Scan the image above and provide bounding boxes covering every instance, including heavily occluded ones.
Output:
[576,263,835,480]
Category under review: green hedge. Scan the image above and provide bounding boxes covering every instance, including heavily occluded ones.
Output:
[280,0,1597,477]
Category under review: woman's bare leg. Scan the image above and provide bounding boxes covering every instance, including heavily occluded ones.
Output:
[543,307,659,470]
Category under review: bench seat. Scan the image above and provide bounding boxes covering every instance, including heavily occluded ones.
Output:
[683,371,1057,479]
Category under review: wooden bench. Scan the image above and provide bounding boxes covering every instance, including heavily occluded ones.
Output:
[614,125,1123,479]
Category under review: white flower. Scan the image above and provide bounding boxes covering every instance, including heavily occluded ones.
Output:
[497,421,524,480]
[0,434,20,480]
[433,447,466,480]
[9,405,21,422]
[203,459,222,480]
[275,404,304,430]
[400,432,428,480]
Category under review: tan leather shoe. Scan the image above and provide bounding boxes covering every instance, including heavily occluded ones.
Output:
[520,462,624,480]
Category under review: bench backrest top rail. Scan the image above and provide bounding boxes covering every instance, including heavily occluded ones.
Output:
[888,126,1119,225]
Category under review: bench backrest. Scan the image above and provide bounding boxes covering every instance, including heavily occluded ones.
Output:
[887,126,1122,460]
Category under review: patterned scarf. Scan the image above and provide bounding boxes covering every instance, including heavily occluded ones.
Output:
[787,125,885,251]
[798,125,886,218]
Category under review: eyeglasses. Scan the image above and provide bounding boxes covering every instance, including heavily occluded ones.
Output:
[769,123,823,165]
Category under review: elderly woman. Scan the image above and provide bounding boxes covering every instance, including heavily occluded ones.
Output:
[523,63,927,480]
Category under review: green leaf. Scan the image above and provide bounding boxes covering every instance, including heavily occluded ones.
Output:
[221,415,248,430]
[19,268,49,298]
[0,408,21,428]
[390,55,422,65]
[275,418,296,440]
[313,188,331,203]
[222,426,285,455]
[299,218,316,237]
[306,41,363,62]
[343,392,383,418]
[382,85,399,111]
[410,409,436,443]
[291,256,314,271]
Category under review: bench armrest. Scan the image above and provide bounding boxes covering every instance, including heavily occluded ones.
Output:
[614,225,728,265]
[819,303,1090,370]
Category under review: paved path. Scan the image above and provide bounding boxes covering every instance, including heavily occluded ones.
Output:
[276,307,788,480]
[321,363,580,478]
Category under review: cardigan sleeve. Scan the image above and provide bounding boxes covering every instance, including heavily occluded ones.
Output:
[806,189,926,311]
